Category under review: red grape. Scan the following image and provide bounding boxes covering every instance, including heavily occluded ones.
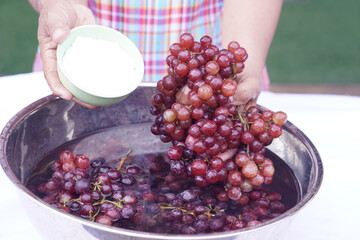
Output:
[191,159,208,177]
[221,79,237,97]
[180,33,195,48]
[197,84,213,100]
[242,161,258,178]
[268,124,282,138]
[169,43,182,57]
[272,111,288,125]
[75,154,90,169]
[200,120,217,136]
[234,47,248,62]
[228,41,240,53]
[200,35,212,47]
[235,153,250,167]
[163,109,177,122]
[205,61,220,75]
[174,62,189,77]
[60,150,74,164]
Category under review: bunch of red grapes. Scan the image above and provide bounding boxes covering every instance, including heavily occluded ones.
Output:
[26,33,290,234]
[150,33,288,200]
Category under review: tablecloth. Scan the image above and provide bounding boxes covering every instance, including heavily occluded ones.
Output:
[1,72,360,240]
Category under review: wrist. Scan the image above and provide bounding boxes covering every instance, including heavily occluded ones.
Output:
[238,55,265,82]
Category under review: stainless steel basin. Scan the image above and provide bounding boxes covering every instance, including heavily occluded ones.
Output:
[0,86,323,240]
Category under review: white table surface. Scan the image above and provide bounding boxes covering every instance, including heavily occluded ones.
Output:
[1,72,360,240]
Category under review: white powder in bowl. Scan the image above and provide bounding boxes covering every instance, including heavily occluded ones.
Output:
[62,36,138,97]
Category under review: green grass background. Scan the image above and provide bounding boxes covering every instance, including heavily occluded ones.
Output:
[0,0,38,75]
[1,0,359,84]
[267,0,360,84]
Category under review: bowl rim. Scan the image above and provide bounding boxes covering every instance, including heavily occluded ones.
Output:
[0,92,323,239]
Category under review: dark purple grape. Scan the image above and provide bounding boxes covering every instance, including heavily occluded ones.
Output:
[105,206,121,221]
[182,214,196,224]
[193,220,208,232]
[75,178,90,194]
[80,203,95,218]
[120,205,135,219]
[179,189,196,202]
[170,160,185,175]
[121,175,136,186]
[90,157,106,168]
[126,165,142,175]
[69,201,81,212]
[209,218,223,230]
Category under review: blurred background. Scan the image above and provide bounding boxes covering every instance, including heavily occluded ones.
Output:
[1,0,359,95]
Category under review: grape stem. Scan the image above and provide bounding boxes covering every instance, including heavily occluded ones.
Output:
[92,196,124,209]
[66,198,83,206]
[158,203,196,217]
[92,180,103,191]
[237,109,249,131]
[89,207,101,221]
[117,149,132,171]
[203,205,225,222]
[92,196,106,206]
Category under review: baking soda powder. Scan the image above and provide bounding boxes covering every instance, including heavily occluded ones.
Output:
[62,36,138,97]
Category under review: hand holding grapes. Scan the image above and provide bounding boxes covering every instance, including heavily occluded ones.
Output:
[173,35,262,162]
[150,33,288,201]
[231,74,262,110]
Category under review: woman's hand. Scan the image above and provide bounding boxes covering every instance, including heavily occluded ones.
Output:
[34,0,97,108]
[231,74,262,111]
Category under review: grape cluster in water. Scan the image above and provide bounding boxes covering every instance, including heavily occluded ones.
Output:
[28,150,287,234]
[150,33,288,199]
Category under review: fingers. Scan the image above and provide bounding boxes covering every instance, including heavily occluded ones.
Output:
[176,85,191,105]
[51,27,70,44]
[231,77,262,109]
[38,2,95,43]
[216,148,237,162]
[72,98,99,109]
[44,67,73,100]
[38,34,73,100]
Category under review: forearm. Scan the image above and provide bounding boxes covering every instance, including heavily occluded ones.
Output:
[29,0,87,13]
[222,0,283,79]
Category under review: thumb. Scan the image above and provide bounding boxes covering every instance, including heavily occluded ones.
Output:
[176,85,191,105]
[51,26,70,44]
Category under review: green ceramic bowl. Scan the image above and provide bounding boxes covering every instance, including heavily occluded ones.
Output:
[57,25,144,106]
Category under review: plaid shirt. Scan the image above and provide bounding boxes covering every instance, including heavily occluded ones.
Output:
[88,0,223,83]
[33,0,269,89]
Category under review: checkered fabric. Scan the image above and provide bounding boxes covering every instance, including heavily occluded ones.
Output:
[87,0,223,83]
[33,0,269,89]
